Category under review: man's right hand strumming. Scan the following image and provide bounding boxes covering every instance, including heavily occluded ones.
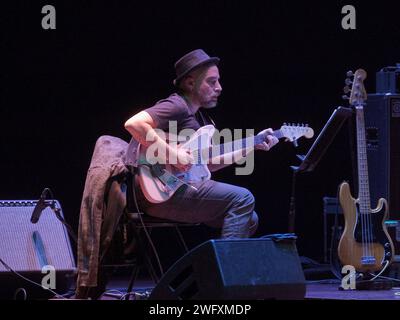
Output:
[171,148,194,172]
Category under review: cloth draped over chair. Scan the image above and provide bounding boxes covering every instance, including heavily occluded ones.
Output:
[75,135,132,297]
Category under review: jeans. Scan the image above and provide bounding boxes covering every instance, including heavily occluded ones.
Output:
[136,179,258,239]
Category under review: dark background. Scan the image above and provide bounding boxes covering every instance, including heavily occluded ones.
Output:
[2,1,399,262]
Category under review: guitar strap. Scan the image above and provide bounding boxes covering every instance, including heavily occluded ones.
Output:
[180,93,217,128]
[197,109,216,128]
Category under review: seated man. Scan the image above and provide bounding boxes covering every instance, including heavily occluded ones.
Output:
[124,49,278,239]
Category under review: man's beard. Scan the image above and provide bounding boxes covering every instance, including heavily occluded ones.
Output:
[201,97,218,109]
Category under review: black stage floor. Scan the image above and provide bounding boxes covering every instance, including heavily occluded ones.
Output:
[305,283,400,300]
[97,276,400,301]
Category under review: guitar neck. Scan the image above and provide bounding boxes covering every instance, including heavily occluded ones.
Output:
[355,106,371,212]
[208,130,283,158]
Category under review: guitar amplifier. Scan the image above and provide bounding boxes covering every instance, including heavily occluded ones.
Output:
[0,200,76,299]
[376,64,400,94]
[364,94,400,222]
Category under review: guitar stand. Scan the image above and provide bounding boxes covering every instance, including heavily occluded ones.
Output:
[339,272,394,291]
[355,279,393,291]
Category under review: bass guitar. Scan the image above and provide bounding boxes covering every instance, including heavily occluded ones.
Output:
[337,69,394,273]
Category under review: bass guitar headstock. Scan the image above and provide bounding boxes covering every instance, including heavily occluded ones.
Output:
[343,69,368,107]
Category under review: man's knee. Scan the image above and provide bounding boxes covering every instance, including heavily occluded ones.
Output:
[249,212,259,236]
[234,187,255,210]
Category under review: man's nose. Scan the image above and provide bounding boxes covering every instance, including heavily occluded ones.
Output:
[215,81,222,94]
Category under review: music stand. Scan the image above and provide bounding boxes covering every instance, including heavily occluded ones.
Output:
[288,106,353,233]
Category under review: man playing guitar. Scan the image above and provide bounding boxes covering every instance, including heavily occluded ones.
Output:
[124,49,279,239]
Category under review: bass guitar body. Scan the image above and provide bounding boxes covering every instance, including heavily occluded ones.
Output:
[337,182,394,273]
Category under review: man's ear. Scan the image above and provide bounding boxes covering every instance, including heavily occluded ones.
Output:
[185,76,195,92]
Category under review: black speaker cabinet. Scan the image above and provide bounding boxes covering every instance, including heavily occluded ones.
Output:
[365,94,400,220]
[0,200,76,299]
[149,238,306,300]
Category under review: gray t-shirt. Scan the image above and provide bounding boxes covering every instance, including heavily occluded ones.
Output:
[145,93,211,131]
[125,93,214,167]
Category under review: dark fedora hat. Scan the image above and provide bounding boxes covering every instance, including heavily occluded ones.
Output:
[173,49,220,86]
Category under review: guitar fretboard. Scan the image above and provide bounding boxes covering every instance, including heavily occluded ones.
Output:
[355,106,371,214]
[206,130,284,159]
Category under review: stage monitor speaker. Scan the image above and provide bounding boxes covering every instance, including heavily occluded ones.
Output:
[365,94,400,221]
[149,238,306,300]
[0,200,76,299]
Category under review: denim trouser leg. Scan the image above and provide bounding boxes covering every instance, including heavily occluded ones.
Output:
[140,179,259,239]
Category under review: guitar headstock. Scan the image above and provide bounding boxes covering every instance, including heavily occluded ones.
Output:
[343,69,367,106]
[280,123,314,142]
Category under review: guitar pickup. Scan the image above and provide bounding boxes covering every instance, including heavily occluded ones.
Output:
[361,256,376,265]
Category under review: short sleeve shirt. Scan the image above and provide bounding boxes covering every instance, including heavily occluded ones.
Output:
[145,93,210,132]
[125,93,214,167]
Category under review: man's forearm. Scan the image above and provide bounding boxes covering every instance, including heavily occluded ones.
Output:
[127,122,179,163]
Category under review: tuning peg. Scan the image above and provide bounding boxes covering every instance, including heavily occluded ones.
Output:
[346,70,354,77]
[343,86,351,94]
[342,95,350,100]
[305,124,309,127]
[283,122,287,126]
[345,78,352,86]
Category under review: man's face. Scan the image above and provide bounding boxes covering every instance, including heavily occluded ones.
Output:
[193,65,222,109]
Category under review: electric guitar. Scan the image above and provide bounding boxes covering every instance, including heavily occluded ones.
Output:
[337,69,394,273]
[136,124,314,203]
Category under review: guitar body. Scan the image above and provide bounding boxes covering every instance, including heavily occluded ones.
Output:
[137,125,215,203]
[337,182,394,272]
